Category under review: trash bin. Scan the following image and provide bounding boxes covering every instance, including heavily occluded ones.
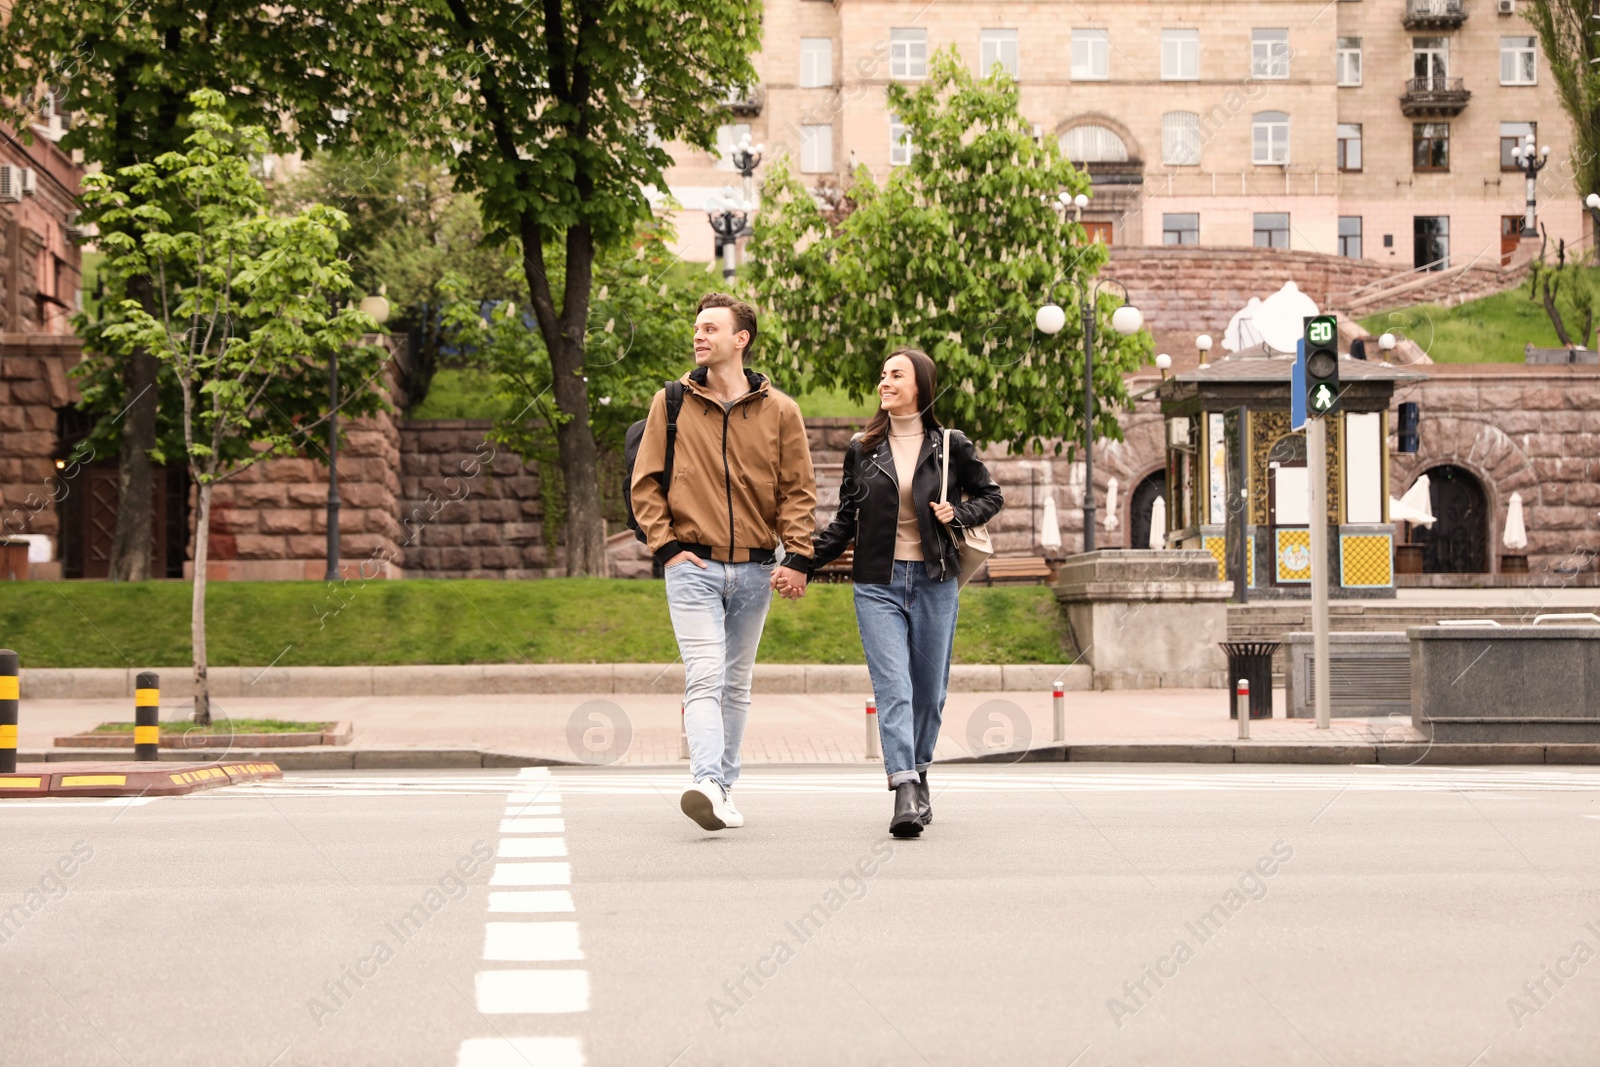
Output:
[1218,641,1279,719]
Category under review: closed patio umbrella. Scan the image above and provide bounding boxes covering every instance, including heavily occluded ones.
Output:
[1148,496,1167,550]
[1041,493,1063,554]
[1503,492,1528,551]
[1103,477,1120,533]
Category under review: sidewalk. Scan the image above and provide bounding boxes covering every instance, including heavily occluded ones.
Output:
[14,686,1450,767]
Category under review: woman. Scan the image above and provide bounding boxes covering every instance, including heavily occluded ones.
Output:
[811,347,1004,838]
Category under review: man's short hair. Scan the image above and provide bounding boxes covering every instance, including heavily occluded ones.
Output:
[698,292,758,359]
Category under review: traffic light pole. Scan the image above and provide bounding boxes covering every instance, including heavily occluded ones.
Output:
[1308,414,1331,730]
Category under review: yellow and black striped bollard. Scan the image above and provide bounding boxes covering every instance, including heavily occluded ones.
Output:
[0,649,18,773]
[134,671,160,762]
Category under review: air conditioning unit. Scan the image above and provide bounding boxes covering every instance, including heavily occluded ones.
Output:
[1030,123,1044,144]
[0,165,20,203]
[1497,0,1515,13]
[19,167,37,197]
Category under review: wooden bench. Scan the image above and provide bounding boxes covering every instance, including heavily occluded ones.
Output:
[812,550,854,583]
[981,555,1054,585]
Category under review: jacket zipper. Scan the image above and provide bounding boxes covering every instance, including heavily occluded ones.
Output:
[721,403,735,554]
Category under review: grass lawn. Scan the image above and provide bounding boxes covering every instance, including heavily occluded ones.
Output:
[411,367,876,421]
[91,718,332,733]
[1360,273,1597,363]
[0,579,1070,668]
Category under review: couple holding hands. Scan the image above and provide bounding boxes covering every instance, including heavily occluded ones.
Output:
[629,293,1004,838]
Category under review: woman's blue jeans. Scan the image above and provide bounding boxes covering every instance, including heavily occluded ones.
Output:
[854,560,960,787]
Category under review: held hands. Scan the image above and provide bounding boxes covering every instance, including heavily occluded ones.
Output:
[770,565,808,600]
[930,500,955,524]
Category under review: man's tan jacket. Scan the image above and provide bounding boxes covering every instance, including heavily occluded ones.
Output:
[630,367,817,572]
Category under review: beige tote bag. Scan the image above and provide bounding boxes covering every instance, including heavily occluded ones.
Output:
[941,428,993,587]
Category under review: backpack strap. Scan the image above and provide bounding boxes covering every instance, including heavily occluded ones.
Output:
[662,380,685,491]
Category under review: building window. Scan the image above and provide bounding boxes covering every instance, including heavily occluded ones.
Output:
[1501,121,1536,171]
[1413,122,1449,172]
[980,29,1019,78]
[1162,111,1201,165]
[889,115,914,166]
[800,38,832,88]
[890,28,927,80]
[1252,29,1289,79]
[1254,212,1290,249]
[1163,213,1199,246]
[1415,216,1449,270]
[1072,29,1109,80]
[1161,29,1199,81]
[1060,124,1129,163]
[1413,37,1448,87]
[1337,124,1362,172]
[1501,36,1537,85]
[1337,38,1362,86]
[800,124,833,173]
[1339,216,1362,259]
[1252,111,1289,165]
[715,123,751,170]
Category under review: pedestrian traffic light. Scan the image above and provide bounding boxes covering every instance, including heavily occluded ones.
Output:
[1304,315,1339,416]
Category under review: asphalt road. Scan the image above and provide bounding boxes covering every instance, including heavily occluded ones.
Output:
[3,764,1599,1067]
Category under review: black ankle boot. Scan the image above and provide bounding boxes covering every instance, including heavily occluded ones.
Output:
[915,770,931,826]
[890,781,923,838]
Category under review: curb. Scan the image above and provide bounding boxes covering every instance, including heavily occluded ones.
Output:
[15,740,1596,770]
[15,663,1092,700]
[0,759,282,798]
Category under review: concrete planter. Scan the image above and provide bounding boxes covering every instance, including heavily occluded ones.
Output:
[1410,625,1600,742]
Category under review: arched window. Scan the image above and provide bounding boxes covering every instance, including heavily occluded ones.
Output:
[1162,112,1201,166]
[1060,124,1129,163]
[1252,111,1289,165]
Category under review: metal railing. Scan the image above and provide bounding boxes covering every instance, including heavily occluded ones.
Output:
[1404,75,1467,95]
[1406,0,1465,17]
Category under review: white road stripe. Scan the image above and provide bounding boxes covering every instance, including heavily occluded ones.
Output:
[475,970,589,1014]
[488,891,576,914]
[496,804,560,816]
[456,1036,584,1067]
[483,921,584,962]
[491,862,571,886]
[500,818,565,834]
[498,838,568,858]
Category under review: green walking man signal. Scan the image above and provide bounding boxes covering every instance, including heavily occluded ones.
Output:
[1303,315,1340,417]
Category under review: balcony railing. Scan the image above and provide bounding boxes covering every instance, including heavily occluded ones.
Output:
[1401,76,1470,117]
[1403,0,1467,29]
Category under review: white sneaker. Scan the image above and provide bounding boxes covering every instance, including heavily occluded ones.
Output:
[680,780,729,831]
[722,793,744,829]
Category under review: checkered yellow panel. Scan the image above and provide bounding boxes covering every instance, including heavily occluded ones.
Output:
[1202,535,1254,586]
[1276,528,1312,583]
[1341,533,1393,588]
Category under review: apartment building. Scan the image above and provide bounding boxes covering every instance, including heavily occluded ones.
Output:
[662,0,1583,275]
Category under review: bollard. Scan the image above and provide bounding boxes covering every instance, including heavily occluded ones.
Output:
[0,649,17,774]
[135,671,160,762]
[864,697,880,760]
[678,703,689,760]
[1052,682,1065,744]
[1236,678,1249,741]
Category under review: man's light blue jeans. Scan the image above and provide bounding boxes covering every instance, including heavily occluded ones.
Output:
[854,560,960,788]
[664,558,774,791]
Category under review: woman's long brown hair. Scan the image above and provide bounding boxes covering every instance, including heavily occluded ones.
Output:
[859,346,941,450]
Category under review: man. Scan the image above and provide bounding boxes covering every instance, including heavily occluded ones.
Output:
[631,292,817,831]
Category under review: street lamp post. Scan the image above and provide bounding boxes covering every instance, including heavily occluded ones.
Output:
[708,134,763,281]
[1378,331,1397,365]
[1035,278,1143,554]
[1511,135,1551,238]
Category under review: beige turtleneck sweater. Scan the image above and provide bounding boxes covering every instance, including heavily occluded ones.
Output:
[887,413,925,561]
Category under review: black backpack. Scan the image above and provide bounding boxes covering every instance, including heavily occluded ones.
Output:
[623,380,685,543]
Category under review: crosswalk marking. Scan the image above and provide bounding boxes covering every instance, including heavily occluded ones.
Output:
[499,817,565,834]
[456,1037,583,1067]
[498,838,568,859]
[483,921,584,962]
[488,891,576,914]
[474,970,590,1014]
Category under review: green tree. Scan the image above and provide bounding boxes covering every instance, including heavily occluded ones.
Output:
[274,152,522,409]
[83,92,385,722]
[440,218,711,545]
[748,50,1150,455]
[1524,2,1600,246]
[1,1,402,581]
[392,0,760,575]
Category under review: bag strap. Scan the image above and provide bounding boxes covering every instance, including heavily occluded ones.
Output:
[940,428,951,506]
[662,380,685,490]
